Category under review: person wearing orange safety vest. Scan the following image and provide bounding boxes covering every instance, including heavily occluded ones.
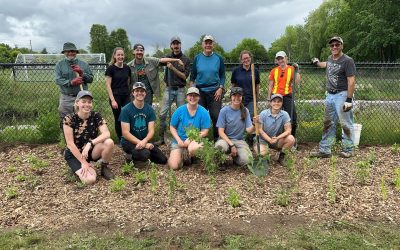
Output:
[268,51,300,140]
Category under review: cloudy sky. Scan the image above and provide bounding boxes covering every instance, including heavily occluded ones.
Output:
[0,0,323,55]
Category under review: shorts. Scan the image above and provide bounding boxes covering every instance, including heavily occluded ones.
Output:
[257,139,279,150]
[170,141,182,151]
[64,148,98,172]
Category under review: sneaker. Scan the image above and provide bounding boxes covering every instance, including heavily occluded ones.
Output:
[182,148,191,166]
[154,139,165,146]
[310,151,332,158]
[101,163,115,180]
[338,151,354,158]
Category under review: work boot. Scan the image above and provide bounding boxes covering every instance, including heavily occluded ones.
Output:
[101,162,115,180]
[278,152,287,167]
[182,148,191,166]
[154,131,165,146]
[338,151,354,158]
[310,151,331,158]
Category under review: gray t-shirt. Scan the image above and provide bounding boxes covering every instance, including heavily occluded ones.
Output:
[216,105,252,140]
[326,54,356,92]
[259,109,291,142]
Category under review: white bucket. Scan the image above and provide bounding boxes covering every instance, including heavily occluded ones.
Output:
[353,123,362,147]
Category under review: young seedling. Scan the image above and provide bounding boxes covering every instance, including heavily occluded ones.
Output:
[7,165,17,173]
[226,188,241,208]
[380,176,388,200]
[121,161,136,176]
[27,155,49,174]
[109,178,126,192]
[393,168,400,191]
[276,188,291,207]
[391,143,400,154]
[327,156,338,203]
[5,186,18,199]
[134,170,147,186]
[148,160,159,192]
[27,176,41,189]
[167,169,177,203]
[355,160,372,185]
[15,175,27,182]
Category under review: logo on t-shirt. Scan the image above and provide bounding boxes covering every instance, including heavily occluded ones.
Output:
[133,114,147,132]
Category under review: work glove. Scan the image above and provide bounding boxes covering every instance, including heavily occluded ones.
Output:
[342,97,353,112]
[71,64,83,76]
[71,77,84,86]
[311,58,319,65]
[292,63,299,70]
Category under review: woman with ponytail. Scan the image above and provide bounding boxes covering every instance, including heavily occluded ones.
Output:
[215,87,255,168]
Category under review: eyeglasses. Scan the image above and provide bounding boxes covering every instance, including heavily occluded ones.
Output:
[330,43,341,48]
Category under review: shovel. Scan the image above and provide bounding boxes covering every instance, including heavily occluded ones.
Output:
[247,64,268,177]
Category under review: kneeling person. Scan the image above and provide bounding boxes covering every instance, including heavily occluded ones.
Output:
[120,82,167,164]
[168,87,211,170]
[255,94,295,166]
[215,87,254,167]
[63,90,115,184]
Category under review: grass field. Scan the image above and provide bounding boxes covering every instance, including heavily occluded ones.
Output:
[1,67,399,144]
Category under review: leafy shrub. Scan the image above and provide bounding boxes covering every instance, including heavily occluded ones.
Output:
[226,188,241,208]
[36,111,60,143]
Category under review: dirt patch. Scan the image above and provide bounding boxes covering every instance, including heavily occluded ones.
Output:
[1,143,399,239]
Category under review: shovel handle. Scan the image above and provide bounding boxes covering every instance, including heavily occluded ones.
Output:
[75,72,83,91]
[251,64,260,136]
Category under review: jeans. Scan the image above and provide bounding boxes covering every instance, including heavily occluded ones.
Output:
[319,91,354,154]
[282,94,297,137]
[144,92,153,106]
[199,89,222,140]
[122,140,167,164]
[159,88,185,136]
[109,95,131,142]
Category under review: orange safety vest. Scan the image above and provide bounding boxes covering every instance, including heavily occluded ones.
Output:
[272,66,294,95]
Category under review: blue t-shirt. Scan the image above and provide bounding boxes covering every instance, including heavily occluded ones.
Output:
[120,102,156,142]
[190,53,225,92]
[259,109,291,142]
[170,104,211,142]
[231,65,260,106]
[216,105,252,140]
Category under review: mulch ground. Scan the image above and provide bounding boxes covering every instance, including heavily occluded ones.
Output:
[1,143,399,238]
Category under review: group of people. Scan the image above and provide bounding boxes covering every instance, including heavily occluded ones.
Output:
[55,35,357,184]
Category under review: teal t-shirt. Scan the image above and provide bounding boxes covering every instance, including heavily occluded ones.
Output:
[120,102,156,142]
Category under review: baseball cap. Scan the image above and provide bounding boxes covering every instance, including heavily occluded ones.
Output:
[275,51,287,58]
[203,35,214,42]
[132,82,147,92]
[170,36,181,43]
[133,43,145,50]
[329,36,343,44]
[76,90,93,101]
[230,87,243,96]
[186,87,200,95]
[270,94,283,101]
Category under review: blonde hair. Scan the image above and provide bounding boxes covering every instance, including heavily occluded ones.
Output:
[108,47,124,65]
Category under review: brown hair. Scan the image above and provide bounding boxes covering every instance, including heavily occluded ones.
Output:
[239,50,253,61]
[240,103,247,120]
[108,47,124,65]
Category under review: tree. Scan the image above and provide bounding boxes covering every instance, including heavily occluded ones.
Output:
[152,44,171,58]
[40,48,48,54]
[109,28,132,62]
[89,24,110,60]
[186,35,226,61]
[228,38,268,63]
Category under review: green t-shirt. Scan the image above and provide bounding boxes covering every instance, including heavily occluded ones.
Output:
[120,102,156,142]
[134,64,153,94]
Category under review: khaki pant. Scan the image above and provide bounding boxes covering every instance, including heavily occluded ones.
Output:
[215,139,252,166]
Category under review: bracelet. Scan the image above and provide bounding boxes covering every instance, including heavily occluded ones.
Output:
[89,140,94,148]
[229,144,235,148]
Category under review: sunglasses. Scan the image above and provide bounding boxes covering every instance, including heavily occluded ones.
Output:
[330,43,341,48]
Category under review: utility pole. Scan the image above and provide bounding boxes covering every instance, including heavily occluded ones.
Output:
[30,40,32,53]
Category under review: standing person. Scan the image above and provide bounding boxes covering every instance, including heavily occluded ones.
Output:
[215,87,254,167]
[63,90,115,184]
[268,51,300,139]
[154,36,191,146]
[310,36,356,158]
[231,50,260,118]
[55,42,93,126]
[127,44,184,105]
[168,87,211,170]
[190,35,226,141]
[105,47,131,143]
[120,82,168,164]
[254,94,295,167]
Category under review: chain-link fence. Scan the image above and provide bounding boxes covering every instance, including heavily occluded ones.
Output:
[1,62,399,145]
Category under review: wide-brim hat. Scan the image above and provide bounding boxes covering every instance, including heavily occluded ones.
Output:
[61,42,79,53]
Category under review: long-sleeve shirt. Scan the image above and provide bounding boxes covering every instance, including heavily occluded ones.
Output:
[55,58,93,95]
[190,52,225,92]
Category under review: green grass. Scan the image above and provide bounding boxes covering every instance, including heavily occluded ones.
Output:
[1,221,399,249]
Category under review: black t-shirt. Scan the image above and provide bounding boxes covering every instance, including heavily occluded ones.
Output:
[63,112,106,151]
[105,64,131,95]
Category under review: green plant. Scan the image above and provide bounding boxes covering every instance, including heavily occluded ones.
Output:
[16,175,27,182]
[58,132,66,149]
[276,188,291,207]
[226,188,241,208]
[27,176,41,189]
[380,177,388,200]
[391,143,400,154]
[328,156,338,203]
[7,165,17,173]
[109,178,126,192]
[355,160,372,185]
[134,170,147,186]
[167,169,177,203]
[27,155,49,173]
[36,111,60,143]
[121,161,135,175]
[247,153,269,176]
[5,186,18,199]
[148,161,158,193]
[393,168,400,191]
